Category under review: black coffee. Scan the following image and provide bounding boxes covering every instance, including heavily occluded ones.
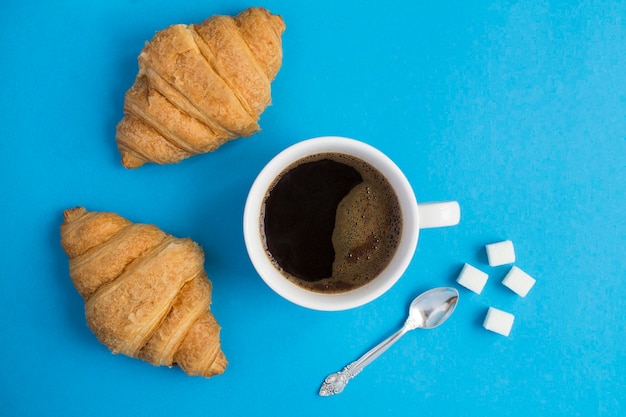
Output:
[261,152,402,294]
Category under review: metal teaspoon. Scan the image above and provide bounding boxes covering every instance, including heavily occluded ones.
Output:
[319,286,459,396]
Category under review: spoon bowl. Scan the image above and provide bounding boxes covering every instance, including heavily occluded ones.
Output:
[319,286,459,396]
[406,287,459,330]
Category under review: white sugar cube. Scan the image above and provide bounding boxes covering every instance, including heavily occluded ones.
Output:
[483,307,515,336]
[456,263,489,294]
[502,266,536,297]
[485,240,516,266]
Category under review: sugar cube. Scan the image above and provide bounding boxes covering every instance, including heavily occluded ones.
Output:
[485,240,516,266]
[456,263,489,294]
[502,266,536,297]
[483,307,515,336]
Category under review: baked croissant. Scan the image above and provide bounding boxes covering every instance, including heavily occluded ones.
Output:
[116,7,285,168]
[60,207,226,378]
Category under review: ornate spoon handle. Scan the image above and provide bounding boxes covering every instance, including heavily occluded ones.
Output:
[319,326,408,396]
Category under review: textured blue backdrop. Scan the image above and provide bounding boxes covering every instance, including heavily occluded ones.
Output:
[1,1,624,416]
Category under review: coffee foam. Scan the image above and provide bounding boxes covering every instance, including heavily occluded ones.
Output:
[331,161,402,287]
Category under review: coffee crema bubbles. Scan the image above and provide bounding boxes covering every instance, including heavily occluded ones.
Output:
[260,152,402,294]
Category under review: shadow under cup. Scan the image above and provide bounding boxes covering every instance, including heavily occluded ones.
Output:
[243,137,420,311]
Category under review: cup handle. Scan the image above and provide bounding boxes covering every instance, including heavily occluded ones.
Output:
[417,201,461,229]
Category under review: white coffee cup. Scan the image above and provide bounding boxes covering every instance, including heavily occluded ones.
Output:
[243,136,460,311]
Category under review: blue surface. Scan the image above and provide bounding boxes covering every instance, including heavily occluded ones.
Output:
[1,1,625,416]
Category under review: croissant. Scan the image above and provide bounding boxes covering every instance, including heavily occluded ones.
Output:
[116,7,285,168]
[60,207,226,378]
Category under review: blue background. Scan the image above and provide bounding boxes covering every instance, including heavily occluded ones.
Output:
[1,0,624,416]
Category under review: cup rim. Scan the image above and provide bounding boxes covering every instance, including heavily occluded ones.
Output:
[243,136,419,311]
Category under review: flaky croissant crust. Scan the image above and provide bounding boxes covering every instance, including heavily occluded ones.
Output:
[116,7,285,168]
[60,207,226,378]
